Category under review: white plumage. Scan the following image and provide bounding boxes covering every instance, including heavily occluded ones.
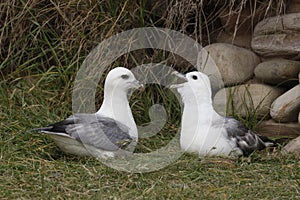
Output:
[30,67,143,158]
[171,71,273,157]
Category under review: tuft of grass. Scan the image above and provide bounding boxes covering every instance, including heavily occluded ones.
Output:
[0,0,158,79]
[224,84,278,131]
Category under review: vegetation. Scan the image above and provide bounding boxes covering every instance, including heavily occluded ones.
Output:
[1,0,299,199]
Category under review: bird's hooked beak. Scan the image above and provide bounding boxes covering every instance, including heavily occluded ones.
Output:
[132,80,145,91]
[169,71,188,89]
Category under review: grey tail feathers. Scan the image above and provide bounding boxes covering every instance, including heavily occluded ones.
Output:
[258,134,275,146]
[27,126,53,132]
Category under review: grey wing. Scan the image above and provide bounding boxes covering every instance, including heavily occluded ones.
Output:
[56,114,134,151]
[224,117,269,156]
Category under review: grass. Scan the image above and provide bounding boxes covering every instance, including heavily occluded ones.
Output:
[1,0,299,199]
[225,84,272,130]
[1,63,300,199]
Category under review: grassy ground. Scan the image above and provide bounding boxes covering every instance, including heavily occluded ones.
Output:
[1,67,300,199]
[1,0,299,199]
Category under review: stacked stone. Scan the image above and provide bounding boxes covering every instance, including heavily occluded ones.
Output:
[207,5,300,156]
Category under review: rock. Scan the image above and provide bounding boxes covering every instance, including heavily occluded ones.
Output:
[252,13,300,58]
[282,136,300,156]
[254,59,300,86]
[270,84,300,122]
[245,77,264,85]
[199,43,260,87]
[213,83,285,118]
[256,119,300,138]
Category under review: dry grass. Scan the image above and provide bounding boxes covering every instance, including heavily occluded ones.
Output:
[0,0,162,77]
[165,0,287,45]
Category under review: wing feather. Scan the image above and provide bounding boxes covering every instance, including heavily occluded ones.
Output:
[224,117,272,156]
[32,114,133,151]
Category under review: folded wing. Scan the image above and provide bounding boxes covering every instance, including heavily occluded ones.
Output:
[30,114,133,151]
[224,117,273,156]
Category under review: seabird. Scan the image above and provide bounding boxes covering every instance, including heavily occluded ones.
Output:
[30,67,144,158]
[170,71,273,157]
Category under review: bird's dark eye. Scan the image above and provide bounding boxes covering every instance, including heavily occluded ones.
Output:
[191,75,198,80]
[121,74,129,79]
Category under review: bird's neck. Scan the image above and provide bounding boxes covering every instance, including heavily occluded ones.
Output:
[180,95,224,152]
[183,95,212,106]
[181,90,214,110]
[96,89,137,137]
[181,93,222,127]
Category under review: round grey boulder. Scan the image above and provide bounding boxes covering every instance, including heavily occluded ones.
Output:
[270,84,300,122]
[213,83,285,118]
[254,59,300,85]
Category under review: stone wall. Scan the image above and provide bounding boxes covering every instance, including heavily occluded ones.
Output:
[206,5,300,155]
